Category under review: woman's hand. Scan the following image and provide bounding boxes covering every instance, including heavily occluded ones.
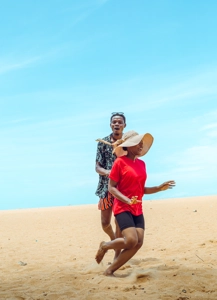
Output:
[129,196,142,205]
[158,180,176,191]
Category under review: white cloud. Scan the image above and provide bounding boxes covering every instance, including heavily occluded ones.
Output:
[207,130,217,137]
[178,145,217,168]
[0,56,42,75]
[200,120,217,137]
[201,123,217,130]
[146,106,217,197]
[58,0,109,28]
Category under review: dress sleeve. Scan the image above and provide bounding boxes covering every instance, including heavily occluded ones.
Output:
[109,159,121,183]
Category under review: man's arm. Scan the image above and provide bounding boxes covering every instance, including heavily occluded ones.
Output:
[95,140,111,176]
[95,161,110,176]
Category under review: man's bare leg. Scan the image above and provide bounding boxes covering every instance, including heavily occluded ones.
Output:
[101,207,115,240]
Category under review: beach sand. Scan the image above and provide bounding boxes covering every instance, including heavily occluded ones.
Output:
[0,195,216,300]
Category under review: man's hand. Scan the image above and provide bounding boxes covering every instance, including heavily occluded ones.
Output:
[105,170,110,176]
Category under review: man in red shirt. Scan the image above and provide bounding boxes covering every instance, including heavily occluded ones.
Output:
[95,130,176,276]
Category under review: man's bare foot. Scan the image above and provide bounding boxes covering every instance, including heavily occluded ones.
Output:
[95,241,107,264]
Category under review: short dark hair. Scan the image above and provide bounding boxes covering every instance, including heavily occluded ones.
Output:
[110,113,126,123]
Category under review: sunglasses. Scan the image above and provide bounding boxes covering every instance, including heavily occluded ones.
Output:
[111,112,125,116]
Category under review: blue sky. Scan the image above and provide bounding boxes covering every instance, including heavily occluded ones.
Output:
[1,0,217,210]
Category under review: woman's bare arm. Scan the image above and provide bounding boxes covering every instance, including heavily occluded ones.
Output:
[108,179,131,204]
[144,180,176,194]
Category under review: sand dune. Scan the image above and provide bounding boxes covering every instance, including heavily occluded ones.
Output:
[0,195,216,300]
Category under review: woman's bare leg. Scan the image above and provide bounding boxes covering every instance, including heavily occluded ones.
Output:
[114,218,122,260]
[95,227,143,264]
[104,228,144,275]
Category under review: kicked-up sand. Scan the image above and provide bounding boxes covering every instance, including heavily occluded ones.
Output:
[0,195,216,300]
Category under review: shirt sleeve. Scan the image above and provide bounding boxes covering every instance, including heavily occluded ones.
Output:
[109,159,121,183]
[96,142,104,165]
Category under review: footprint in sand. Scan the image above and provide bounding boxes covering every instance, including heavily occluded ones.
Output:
[81,262,104,275]
[157,264,179,271]
[200,240,217,247]
[209,239,217,244]
[124,269,153,283]
[128,257,159,266]
[119,264,132,270]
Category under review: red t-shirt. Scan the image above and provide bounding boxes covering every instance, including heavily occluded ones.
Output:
[109,156,147,216]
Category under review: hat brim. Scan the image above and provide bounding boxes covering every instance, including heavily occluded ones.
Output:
[114,133,154,157]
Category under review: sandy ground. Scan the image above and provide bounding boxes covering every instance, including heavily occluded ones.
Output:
[0,195,216,300]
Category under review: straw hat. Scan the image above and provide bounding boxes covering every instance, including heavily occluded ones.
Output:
[96,130,154,157]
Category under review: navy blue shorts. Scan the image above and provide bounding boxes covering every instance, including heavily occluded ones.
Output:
[115,211,145,232]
